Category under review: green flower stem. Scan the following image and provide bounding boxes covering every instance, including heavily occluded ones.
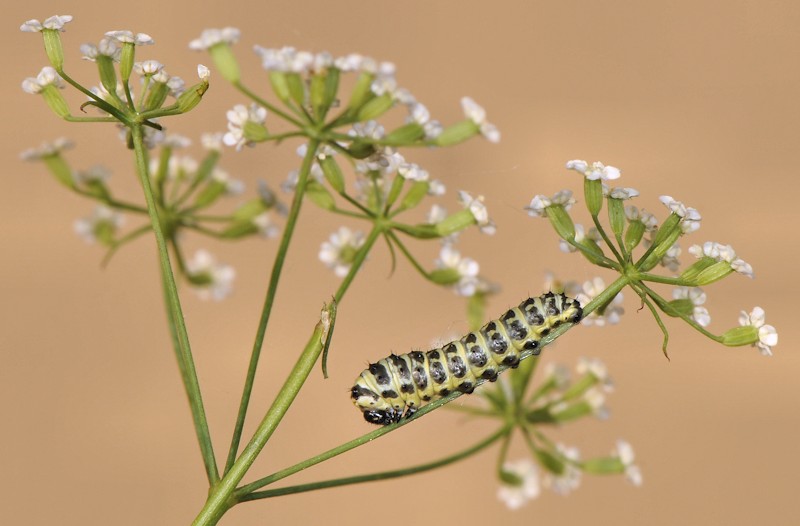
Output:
[63,115,118,123]
[338,190,374,217]
[182,224,229,239]
[72,188,148,214]
[592,215,625,265]
[320,225,383,376]
[330,206,370,219]
[101,224,151,267]
[131,124,219,486]
[386,231,432,280]
[564,239,619,270]
[194,317,333,526]
[581,275,630,318]
[638,282,723,342]
[238,426,510,502]
[324,131,427,148]
[223,139,321,475]
[637,272,690,286]
[184,213,235,223]
[57,69,125,119]
[496,430,514,474]
[234,81,305,128]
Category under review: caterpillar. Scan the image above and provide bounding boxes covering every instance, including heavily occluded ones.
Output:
[351,292,583,425]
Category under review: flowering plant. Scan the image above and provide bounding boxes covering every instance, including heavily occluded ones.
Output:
[21,15,777,525]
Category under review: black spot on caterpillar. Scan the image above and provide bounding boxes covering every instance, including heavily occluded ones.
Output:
[351,292,583,425]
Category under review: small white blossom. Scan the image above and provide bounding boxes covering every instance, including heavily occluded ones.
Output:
[186,250,235,301]
[397,163,429,182]
[20,15,73,32]
[542,362,571,389]
[105,31,154,46]
[673,286,711,327]
[497,459,540,510]
[576,356,613,390]
[435,244,481,297]
[201,132,224,151]
[524,190,575,218]
[660,241,681,272]
[211,168,244,195]
[543,444,582,495]
[584,387,610,419]
[197,64,210,81]
[460,97,500,143]
[614,440,643,487]
[427,179,446,196]
[188,27,240,50]
[223,103,268,150]
[20,137,73,160]
[625,206,658,231]
[319,227,366,277]
[167,76,185,97]
[162,134,191,149]
[254,46,314,73]
[559,224,585,253]
[659,195,701,233]
[252,212,280,238]
[426,204,447,224]
[74,165,112,184]
[608,187,639,200]
[133,60,164,76]
[738,307,778,356]
[566,160,621,181]
[576,277,624,326]
[22,66,64,94]
[74,205,123,244]
[80,38,120,62]
[457,191,495,235]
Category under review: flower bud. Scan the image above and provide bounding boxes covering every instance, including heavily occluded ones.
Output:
[584,178,603,216]
[624,220,646,253]
[545,205,576,242]
[176,80,209,113]
[434,120,478,146]
[209,44,240,83]
[693,261,734,286]
[398,181,429,211]
[144,80,170,111]
[347,71,375,113]
[41,85,70,118]
[436,208,476,236]
[385,123,425,145]
[356,93,393,122]
[582,457,624,475]
[269,71,291,103]
[42,29,66,70]
[193,180,227,208]
[608,198,626,239]
[96,55,119,98]
[721,325,759,347]
[319,156,344,193]
[384,175,405,208]
[305,181,335,210]
[286,73,306,107]
[429,268,461,285]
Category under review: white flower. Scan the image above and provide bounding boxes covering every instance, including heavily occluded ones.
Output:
[608,187,639,200]
[426,204,447,224]
[543,444,582,495]
[435,244,481,297]
[223,103,268,150]
[673,286,711,327]
[20,15,73,32]
[80,38,120,62]
[660,241,681,272]
[542,362,571,389]
[188,27,240,50]
[559,224,585,253]
[186,250,235,301]
[254,46,314,73]
[105,31,154,46]
[584,387,610,419]
[614,440,643,487]
[524,190,575,218]
[738,307,778,356]
[576,356,613,389]
[427,179,446,196]
[460,97,500,143]
[22,66,64,94]
[575,277,624,326]
[457,191,495,235]
[659,195,701,233]
[201,132,224,151]
[73,205,123,244]
[20,137,73,160]
[497,459,540,509]
[197,64,211,81]
[397,163,429,182]
[625,206,658,231]
[566,160,621,181]
[319,227,366,278]
[162,134,191,149]
[74,165,112,184]
[688,242,754,278]
[133,60,164,76]
[252,212,280,238]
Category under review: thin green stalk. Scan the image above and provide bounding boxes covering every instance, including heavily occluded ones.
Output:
[101,224,151,267]
[386,231,431,280]
[637,272,689,286]
[131,124,219,486]
[223,139,321,475]
[592,215,625,265]
[239,426,509,501]
[637,282,723,342]
[234,81,305,128]
[582,275,630,318]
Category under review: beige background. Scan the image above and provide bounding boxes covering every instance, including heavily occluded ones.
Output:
[2,1,798,524]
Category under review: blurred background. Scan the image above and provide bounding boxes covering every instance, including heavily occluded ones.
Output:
[2,1,798,524]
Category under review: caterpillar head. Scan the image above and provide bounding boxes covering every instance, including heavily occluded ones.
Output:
[351,382,401,425]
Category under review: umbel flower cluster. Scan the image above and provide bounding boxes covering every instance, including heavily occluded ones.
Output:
[20,16,779,525]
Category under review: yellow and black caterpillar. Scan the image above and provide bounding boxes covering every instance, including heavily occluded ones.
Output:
[351,292,583,425]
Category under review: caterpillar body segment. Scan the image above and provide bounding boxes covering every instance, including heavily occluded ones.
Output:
[351,292,583,425]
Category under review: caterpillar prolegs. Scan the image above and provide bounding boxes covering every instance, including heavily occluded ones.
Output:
[351,292,583,425]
